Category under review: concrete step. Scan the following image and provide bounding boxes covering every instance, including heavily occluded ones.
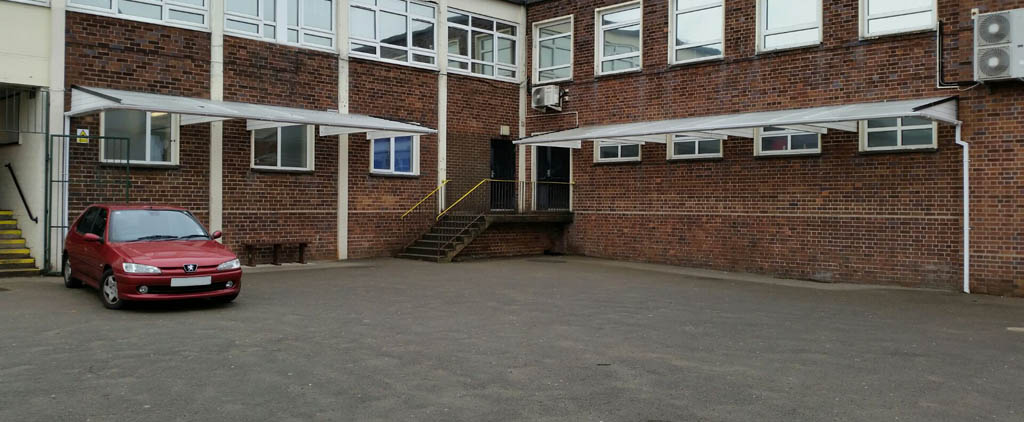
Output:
[422,233,469,242]
[0,239,26,248]
[0,230,22,239]
[0,220,18,227]
[412,240,456,250]
[0,258,35,269]
[0,249,31,258]
[404,246,446,257]
[396,253,442,263]
[0,267,39,277]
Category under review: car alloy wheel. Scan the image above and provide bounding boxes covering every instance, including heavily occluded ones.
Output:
[62,257,80,288]
[101,274,123,309]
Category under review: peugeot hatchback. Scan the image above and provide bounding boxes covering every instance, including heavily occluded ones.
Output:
[63,205,242,309]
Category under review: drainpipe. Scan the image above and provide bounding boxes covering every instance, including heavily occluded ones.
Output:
[955,123,970,294]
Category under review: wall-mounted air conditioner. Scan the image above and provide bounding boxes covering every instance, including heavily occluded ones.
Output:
[974,9,1024,82]
[531,85,562,112]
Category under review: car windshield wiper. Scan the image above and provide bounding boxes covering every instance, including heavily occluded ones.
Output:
[176,234,210,240]
[126,235,179,242]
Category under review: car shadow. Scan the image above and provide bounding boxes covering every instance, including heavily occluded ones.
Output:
[121,298,237,313]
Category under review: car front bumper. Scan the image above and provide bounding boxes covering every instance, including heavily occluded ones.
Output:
[114,269,242,301]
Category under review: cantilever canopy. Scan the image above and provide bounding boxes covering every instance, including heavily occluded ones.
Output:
[67,86,436,138]
[515,97,959,148]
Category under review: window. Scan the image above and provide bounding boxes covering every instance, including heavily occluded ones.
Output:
[755,127,820,156]
[68,0,208,29]
[100,110,179,165]
[75,207,99,236]
[225,0,335,49]
[349,0,437,66]
[861,0,935,37]
[533,16,573,83]
[0,93,18,145]
[671,0,723,64]
[757,0,821,52]
[860,117,936,151]
[251,125,315,170]
[669,136,722,159]
[109,209,209,242]
[8,0,51,7]
[371,136,418,175]
[595,141,641,162]
[596,2,642,75]
[447,9,518,81]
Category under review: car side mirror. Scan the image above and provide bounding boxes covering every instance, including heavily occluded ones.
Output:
[211,231,222,240]
[83,233,102,242]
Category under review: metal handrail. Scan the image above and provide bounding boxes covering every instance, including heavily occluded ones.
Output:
[436,178,517,220]
[4,163,37,223]
[402,179,450,219]
[437,214,485,259]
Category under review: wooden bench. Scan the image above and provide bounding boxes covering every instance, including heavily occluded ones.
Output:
[242,241,309,266]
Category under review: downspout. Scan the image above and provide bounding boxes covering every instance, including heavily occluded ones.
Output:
[955,123,970,293]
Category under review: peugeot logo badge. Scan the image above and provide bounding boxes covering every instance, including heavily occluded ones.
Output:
[184,264,198,273]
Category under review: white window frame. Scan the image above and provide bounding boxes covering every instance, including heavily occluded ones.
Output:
[594,141,642,163]
[669,0,724,65]
[446,8,520,82]
[596,1,643,76]
[754,127,821,156]
[67,0,209,31]
[99,111,181,166]
[349,0,438,69]
[756,0,822,53]
[532,15,574,84]
[859,118,938,152]
[369,135,420,176]
[859,0,937,39]
[250,125,316,171]
[8,0,51,7]
[224,0,336,52]
[668,136,723,160]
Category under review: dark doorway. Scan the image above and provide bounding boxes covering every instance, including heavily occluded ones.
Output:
[535,146,571,211]
[490,139,516,211]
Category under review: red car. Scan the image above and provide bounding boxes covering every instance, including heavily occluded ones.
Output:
[63,204,242,309]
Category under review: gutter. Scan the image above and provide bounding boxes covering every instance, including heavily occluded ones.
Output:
[955,124,970,294]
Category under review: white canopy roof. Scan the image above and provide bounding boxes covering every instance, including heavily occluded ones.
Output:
[67,86,436,138]
[516,97,959,148]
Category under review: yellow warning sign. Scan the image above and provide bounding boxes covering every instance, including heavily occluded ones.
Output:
[76,129,89,144]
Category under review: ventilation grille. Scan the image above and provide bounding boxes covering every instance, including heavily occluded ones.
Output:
[978,47,1012,78]
[979,13,1011,45]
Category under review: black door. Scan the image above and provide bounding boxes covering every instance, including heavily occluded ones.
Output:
[490,139,516,211]
[535,146,570,211]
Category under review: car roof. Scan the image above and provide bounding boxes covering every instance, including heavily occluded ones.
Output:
[87,204,190,212]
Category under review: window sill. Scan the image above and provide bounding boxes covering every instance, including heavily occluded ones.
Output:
[99,161,179,170]
[223,31,338,55]
[859,27,936,41]
[369,172,420,179]
[251,166,315,174]
[755,152,821,159]
[756,42,821,56]
[593,159,642,165]
[668,155,724,162]
[858,147,938,155]
[533,78,573,86]
[595,67,643,79]
[669,56,724,68]
[350,53,439,73]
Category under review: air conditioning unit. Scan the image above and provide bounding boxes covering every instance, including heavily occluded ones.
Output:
[974,9,1024,82]
[531,85,561,111]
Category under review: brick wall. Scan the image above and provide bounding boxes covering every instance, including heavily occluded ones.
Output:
[456,222,566,261]
[525,0,1024,294]
[64,12,211,225]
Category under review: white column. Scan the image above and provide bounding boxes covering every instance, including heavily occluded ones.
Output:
[47,0,67,271]
[436,0,449,213]
[209,0,224,236]
[516,3,528,212]
[337,0,350,260]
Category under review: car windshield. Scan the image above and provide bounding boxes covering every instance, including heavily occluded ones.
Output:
[108,210,209,242]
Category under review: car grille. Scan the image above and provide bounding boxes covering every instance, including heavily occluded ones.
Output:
[146,282,229,294]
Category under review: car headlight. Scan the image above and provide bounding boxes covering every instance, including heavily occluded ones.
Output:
[217,259,241,271]
[122,262,161,274]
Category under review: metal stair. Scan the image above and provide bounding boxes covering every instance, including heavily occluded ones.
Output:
[0,210,39,277]
[397,214,489,263]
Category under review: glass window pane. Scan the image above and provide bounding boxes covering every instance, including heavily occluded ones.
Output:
[264,0,276,21]
[677,0,720,9]
[601,56,640,73]
[674,140,696,156]
[412,54,435,64]
[448,59,469,70]
[902,117,932,127]
[227,19,260,33]
[118,0,163,20]
[448,27,468,56]
[539,36,571,68]
[350,7,375,39]
[288,0,298,25]
[149,113,171,162]
[601,6,640,25]
[352,0,374,4]
[305,33,333,47]
[496,22,516,36]
[472,63,494,76]
[351,42,376,55]
[473,32,494,62]
[790,134,819,150]
[763,27,819,49]
[676,6,722,46]
[538,67,571,81]
[599,145,619,159]
[381,46,408,61]
[411,20,434,50]
[676,43,722,62]
[764,0,817,30]
[447,11,469,26]
[497,68,515,78]
[902,129,934,146]
[471,16,493,31]
[226,0,258,16]
[169,10,204,25]
[698,139,720,154]
[867,0,931,16]
[761,136,788,151]
[867,118,899,128]
[867,11,933,34]
[280,126,307,168]
[304,0,333,31]
[539,21,571,38]
[497,38,515,65]
[380,11,407,47]
[373,138,391,170]
[104,110,148,161]
[288,29,299,42]
[254,128,278,167]
[71,0,111,9]
[394,136,412,172]
[176,0,204,7]
[380,0,405,11]
[603,24,640,57]
[409,3,433,18]
[867,131,898,148]
[620,144,640,157]
[265,25,276,38]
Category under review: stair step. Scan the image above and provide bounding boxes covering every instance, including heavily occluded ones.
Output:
[0,220,17,226]
[396,253,442,263]
[0,249,30,258]
[0,259,35,269]
[0,239,26,248]
[0,230,22,239]
[0,210,12,216]
[412,241,455,250]
[0,267,40,277]
[404,246,446,256]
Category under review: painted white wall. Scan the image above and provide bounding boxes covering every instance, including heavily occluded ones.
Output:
[0,91,47,264]
[0,2,52,87]
[448,0,524,24]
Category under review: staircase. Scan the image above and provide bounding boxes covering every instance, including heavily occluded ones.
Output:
[397,214,489,263]
[0,210,38,277]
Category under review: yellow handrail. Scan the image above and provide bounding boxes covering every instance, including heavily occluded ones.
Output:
[401,179,450,219]
[437,178,489,220]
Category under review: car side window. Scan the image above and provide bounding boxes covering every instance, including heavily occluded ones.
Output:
[90,209,108,239]
[75,208,97,235]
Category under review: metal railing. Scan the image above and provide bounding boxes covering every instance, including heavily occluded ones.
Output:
[401,179,449,219]
[4,163,37,223]
[437,179,574,220]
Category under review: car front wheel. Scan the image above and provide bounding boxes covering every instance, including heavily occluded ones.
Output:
[100,270,125,310]
[63,256,81,288]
